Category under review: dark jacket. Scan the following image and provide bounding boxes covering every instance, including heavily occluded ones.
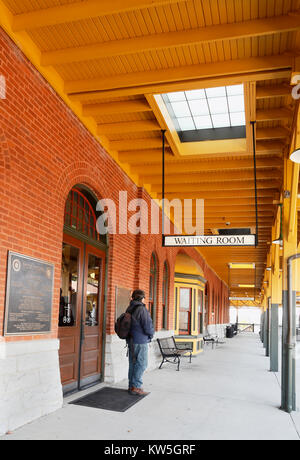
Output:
[126,300,154,345]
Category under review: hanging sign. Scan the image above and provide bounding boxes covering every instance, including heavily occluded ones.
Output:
[163,234,256,247]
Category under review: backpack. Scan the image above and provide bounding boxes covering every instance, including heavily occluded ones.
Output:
[115,305,139,339]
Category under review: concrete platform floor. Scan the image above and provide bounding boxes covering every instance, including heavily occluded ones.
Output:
[1,333,300,441]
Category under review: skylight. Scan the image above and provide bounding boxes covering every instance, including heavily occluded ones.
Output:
[162,84,246,142]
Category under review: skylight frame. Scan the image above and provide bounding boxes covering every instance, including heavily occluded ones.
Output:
[162,84,246,143]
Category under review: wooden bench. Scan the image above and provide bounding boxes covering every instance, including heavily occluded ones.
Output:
[157,336,193,371]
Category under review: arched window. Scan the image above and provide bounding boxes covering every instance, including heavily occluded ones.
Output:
[149,253,157,324]
[162,261,169,329]
[64,188,100,241]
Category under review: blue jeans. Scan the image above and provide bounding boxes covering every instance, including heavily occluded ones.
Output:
[128,343,148,389]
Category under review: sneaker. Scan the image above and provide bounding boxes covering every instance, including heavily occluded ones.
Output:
[130,387,147,396]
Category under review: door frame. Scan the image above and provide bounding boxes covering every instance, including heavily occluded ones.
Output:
[59,230,108,395]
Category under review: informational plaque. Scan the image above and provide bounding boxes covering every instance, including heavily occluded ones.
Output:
[4,252,54,336]
[115,286,132,320]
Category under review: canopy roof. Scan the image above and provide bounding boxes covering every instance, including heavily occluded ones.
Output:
[1,0,300,301]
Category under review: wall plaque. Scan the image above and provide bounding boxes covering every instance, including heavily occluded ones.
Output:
[4,252,54,336]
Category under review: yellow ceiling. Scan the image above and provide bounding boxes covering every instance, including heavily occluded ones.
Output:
[1,0,300,300]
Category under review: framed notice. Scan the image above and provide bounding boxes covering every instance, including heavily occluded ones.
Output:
[4,252,54,336]
[115,286,132,320]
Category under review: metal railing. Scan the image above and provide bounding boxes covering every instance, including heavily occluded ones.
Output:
[237,323,257,333]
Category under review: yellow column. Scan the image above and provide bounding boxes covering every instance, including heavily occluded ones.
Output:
[281,154,299,411]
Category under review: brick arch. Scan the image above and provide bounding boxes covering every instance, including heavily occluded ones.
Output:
[56,161,109,208]
[55,161,113,248]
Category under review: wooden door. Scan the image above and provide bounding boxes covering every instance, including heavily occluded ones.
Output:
[58,236,105,393]
[79,245,105,388]
[58,234,84,394]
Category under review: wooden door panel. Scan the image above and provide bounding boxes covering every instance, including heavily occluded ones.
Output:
[60,335,76,355]
[58,235,84,389]
[80,245,105,385]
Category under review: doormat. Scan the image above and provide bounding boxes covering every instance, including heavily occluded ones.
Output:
[70,387,149,413]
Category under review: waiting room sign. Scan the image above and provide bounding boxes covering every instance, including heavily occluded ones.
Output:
[163,234,256,247]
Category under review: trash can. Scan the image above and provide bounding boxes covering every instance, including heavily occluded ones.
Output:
[226,325,234,338]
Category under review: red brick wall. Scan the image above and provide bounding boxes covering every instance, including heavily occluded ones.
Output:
[0,27,229,343]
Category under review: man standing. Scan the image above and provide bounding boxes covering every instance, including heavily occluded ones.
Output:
[127,290,154,396]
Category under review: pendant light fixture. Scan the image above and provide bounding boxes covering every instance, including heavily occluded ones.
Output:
[290,148,300,163]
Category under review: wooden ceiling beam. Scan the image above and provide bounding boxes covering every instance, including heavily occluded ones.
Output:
[204,207,273,214]
[69,69,291,101]
[112,137,284,152]
[41,14,300,66]
[256,84,292,99]
[256,140,285,152]
[97,120,161,135]
[201,219,273,226]
[143,169,281,185]
[12,0,188,32]
[256,107,293,121]
[65,55,293,94]
[256,127,290,140]
[157,189,278,199]
[83,100,152,116]
[204,212,274,218]
[121,152,282,166]
[111,138,164,151]
[157,181,279,192]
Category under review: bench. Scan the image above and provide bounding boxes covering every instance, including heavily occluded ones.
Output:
[203,330,226,349]
[157,336,193,371]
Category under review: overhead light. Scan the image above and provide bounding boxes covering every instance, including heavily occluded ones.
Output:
[290,148,300,163]
[229,297,255,301]
[238,284,255,288]
[272,204,283,245]
[228,263,255,269]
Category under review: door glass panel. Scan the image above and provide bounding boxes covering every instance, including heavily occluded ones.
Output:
[60,243,79,327]
[85,254,101,327]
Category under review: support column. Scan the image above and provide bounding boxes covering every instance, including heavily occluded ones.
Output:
[270,220,281,372]
[281,156,299,413]
[265,299,270,357]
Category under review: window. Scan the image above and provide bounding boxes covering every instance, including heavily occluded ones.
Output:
[60,243,79,327]
[149,253,157,323]
[64,188,100,241]
[162,261,169,329]
[198,290,204,334]
[179,288,192,335]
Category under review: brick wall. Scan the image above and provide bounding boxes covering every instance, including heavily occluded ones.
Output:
[0,27,229,343]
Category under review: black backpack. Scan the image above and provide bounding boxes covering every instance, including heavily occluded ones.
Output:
[115,305,140,339]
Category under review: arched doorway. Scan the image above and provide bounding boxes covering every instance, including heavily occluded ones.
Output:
[58,186,107,394]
